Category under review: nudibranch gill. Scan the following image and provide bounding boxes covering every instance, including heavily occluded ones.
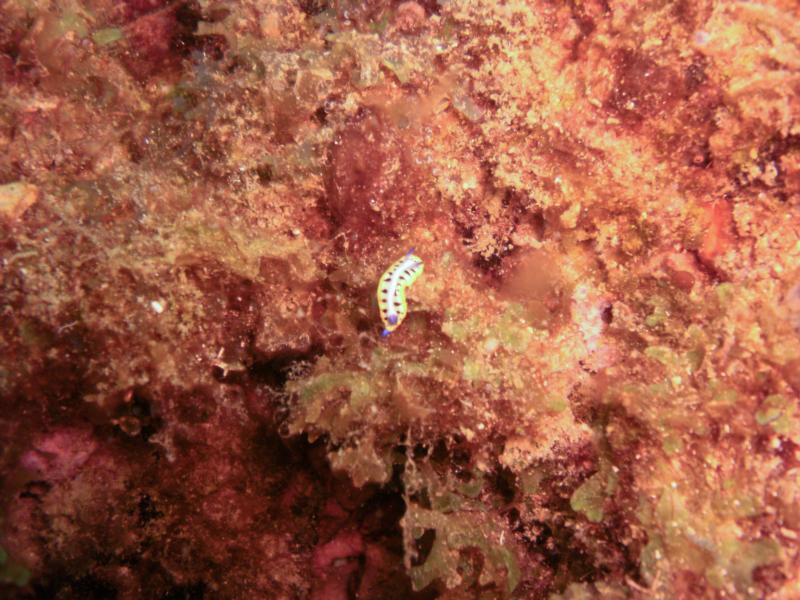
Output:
[377,248,424,337]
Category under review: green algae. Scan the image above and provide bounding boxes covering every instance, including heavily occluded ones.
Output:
[57,9,89,39]
[288,368,376,441]
[0,546,30,587]
[570,472,606,523]
[494,304,535,352]
[400,459,520,596]
[330,442,391,486]
[707,538,781,597]
[462,357,490,383]
[570,459,618,523]
[644,345,680,368]
[644,299,668,328]
[660,432,684,455]
[441,313,481,342]
[92,28,123,46]
[381,53,413,85]
[756,394,799,438]
[444,303,536,360]
[715,282,737,306]
[637,471,782,598]
[406,507,520,596]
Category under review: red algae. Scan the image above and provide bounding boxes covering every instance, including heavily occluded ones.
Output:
[326,108,438,257]
[1,1,800,599]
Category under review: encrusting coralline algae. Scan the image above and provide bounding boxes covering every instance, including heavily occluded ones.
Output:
[1,1,799,598]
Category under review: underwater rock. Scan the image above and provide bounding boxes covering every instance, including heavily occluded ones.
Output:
[1,0,799,598]
[0,183,38,221]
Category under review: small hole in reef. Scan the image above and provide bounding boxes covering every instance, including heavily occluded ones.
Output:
[412,530,436,567]
[255,164,273,185]
[412,443,429,459]
[313,105,328,124]
[297,0,329,17]
[248,345,323,389]
[601,303,613,324]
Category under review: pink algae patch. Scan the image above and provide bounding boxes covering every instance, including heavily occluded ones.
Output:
[19,428,98,481]
[313,530,365,571]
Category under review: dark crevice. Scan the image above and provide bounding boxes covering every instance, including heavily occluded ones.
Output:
[297,0,330,17]
[248,344,324,389]
[162,581,207,600]
[33,573,119,600]
[171,2,206,57]
[137,493,163,526]
[688,248,727,284]
[411,529,436,567]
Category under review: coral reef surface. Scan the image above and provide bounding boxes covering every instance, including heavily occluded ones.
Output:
[1,0,800,598]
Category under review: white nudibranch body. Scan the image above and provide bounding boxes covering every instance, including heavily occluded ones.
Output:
[377,248,424,336]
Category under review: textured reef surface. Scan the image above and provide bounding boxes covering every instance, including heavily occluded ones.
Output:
[1,1,800,598]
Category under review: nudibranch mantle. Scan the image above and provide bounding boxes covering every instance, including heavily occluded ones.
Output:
[377,248,424,336]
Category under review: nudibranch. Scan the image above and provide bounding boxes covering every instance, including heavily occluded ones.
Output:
[377,248,424,336]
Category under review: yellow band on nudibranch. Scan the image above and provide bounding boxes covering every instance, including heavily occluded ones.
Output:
[377,248,424,336]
